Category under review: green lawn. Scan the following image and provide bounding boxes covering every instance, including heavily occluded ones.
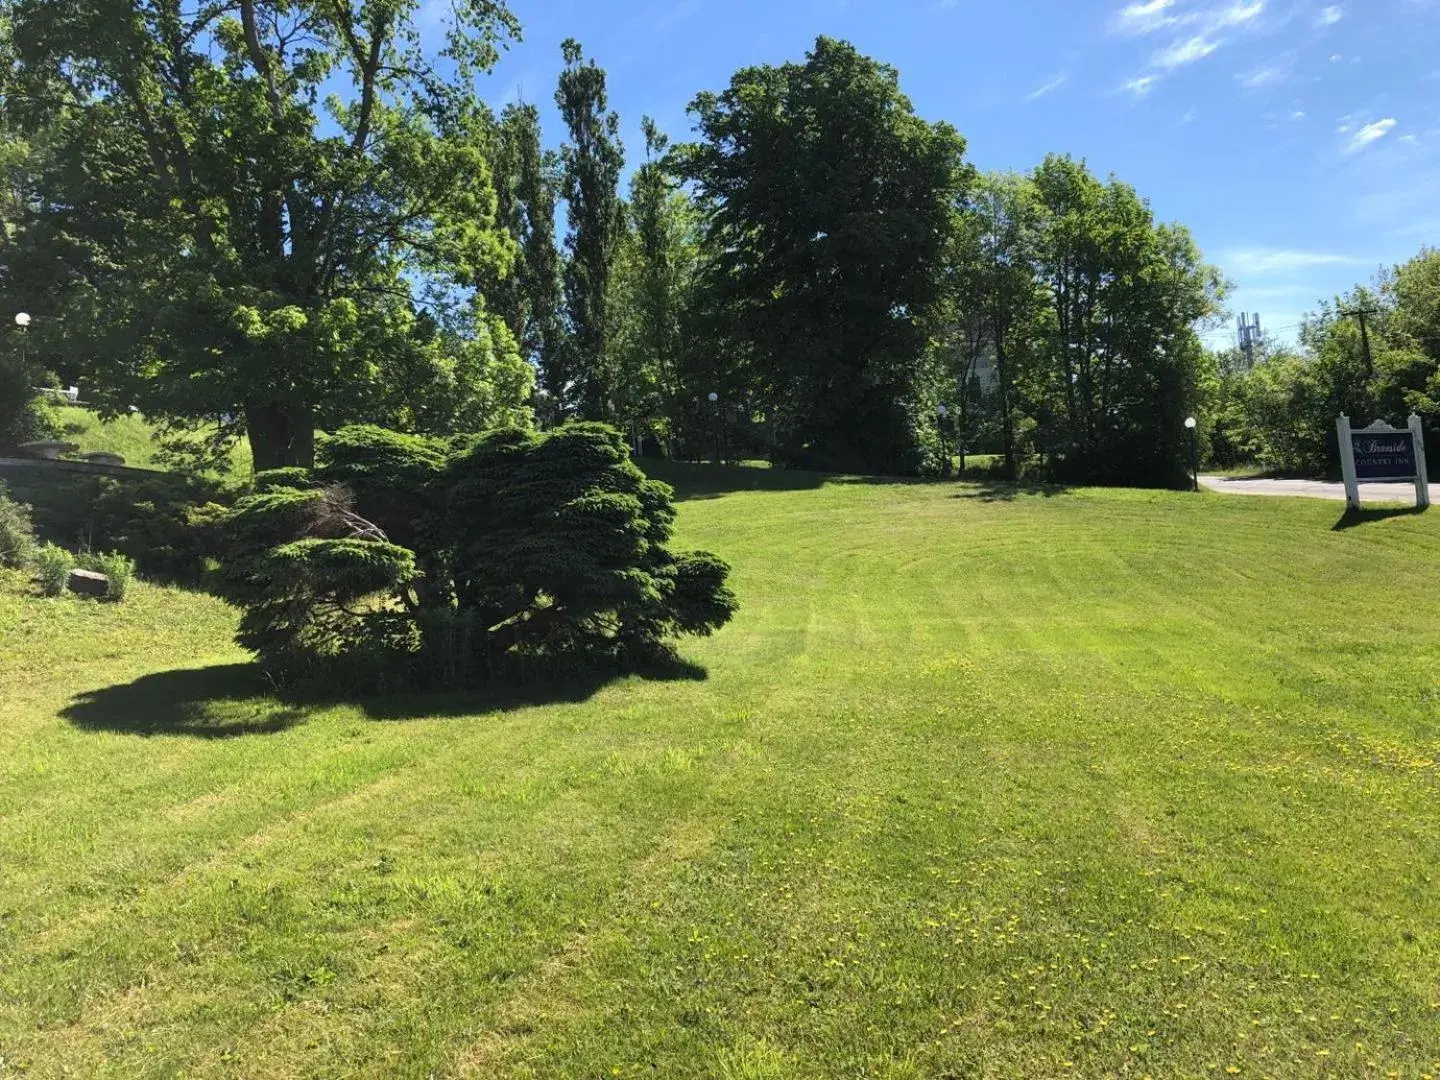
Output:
[52,404,252,477]
[3,472,1440,1078]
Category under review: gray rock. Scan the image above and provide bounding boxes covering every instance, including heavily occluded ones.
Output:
[67,569,110,597]
[79,451,126,466]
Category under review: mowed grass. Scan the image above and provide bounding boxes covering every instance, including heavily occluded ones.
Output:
[51,404,252,477]
[3,472,1440,1078]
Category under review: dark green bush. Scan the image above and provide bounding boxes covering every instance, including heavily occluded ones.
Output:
[0,483,37,569]
[0,357,58,453]
[28,472,233,587]
[225,423,738,690]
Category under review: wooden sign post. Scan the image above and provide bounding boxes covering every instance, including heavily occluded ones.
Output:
[1337,413,1431,511]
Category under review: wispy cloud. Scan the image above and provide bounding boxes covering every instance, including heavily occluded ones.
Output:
[1237,59,1292,88]
[1026,72,1069,101]
[1345,117,1398,153]
[1212,0,1265,29]
[1316,4,1343,26]
[1153,35,1221,68]
[1117,74,1160,98]
[1113,0,1265,35]
[1114,0,1183,35]
[1224,249,1374,274]
[1110,1,1270,98]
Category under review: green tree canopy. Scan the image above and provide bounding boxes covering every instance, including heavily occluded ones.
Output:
[1026,155,1224,487]
[556,38,624,421]
[607,117,698,449]
[677,36,973,475]
[2,0,531,471]
[490,101,565,401]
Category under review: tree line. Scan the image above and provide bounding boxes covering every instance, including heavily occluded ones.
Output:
[1206,248,1440,476]
[1,2,1226,487]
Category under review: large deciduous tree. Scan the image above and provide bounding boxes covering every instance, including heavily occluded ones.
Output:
[555,38,623,421]
[3,0,530,471]
[1027,155,1224,487]
[677,36,972,475]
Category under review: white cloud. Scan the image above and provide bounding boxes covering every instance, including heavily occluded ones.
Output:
[1026,72,1069,101]
[1317,4,1343,26]
[1212,0,1265,28]
[1181,107,1199,122]
[1118,74,1160,97]
[1153,35,1221,68]
[1224,249,1373,274]
[1112,0,1266,35]
[1114,0,1183,34]
[1345,117,1398,153]
[1237,61,1290,88]
[1291,109,1307,121]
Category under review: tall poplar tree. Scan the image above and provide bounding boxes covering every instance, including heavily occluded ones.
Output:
[493,102,566,399]
[608,117,697,445]
[556,38,624,420]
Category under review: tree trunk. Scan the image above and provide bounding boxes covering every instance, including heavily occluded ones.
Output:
[995,326,1016,480]
[246,401,316,472]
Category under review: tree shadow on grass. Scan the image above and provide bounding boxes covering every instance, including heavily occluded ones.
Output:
[62,664,307,738]
[953,481,1076,503]
[1331,504,1428,531]
[61,656,709,737]
[641,460,946,502]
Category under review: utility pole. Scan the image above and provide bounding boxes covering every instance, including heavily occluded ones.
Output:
[1341,306,1379,379]
[1236,313,1263,368]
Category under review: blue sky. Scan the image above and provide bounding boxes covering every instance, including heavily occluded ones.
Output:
[462,0,1440,348]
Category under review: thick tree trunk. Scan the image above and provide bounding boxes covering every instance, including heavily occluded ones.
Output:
[246,401,316,472]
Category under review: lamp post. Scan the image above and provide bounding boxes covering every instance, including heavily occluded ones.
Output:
[708,391,720,465]
[1184,416,1199,492]
[14,312,29,370]
[936,403,952,479]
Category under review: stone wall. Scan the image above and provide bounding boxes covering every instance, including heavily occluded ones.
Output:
[0,456,167,504]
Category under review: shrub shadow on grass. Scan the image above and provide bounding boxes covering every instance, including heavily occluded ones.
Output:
[350,655,709,722]
[61,656,709,736]
[1332,504,1428,531]
[954,481,1075,503]
[62,664,306,738]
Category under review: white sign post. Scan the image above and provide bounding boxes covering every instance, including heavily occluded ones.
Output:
[1337,413,1430,511]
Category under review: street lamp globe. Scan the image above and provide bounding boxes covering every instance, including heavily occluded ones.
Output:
[14,312,30,328]
[1184,416,1197,430]
[936,403,948,418]
[708,391,719,403]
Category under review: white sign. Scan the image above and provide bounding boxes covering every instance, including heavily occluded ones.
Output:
[1336,413,1431,511]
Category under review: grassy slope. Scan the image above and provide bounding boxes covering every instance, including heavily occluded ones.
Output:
[51,405,251,476]
[3,474,1440,1078]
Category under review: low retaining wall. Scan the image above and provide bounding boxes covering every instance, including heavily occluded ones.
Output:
[0,456,167,504]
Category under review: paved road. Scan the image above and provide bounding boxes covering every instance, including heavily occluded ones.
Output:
[1199,475,1438,504]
